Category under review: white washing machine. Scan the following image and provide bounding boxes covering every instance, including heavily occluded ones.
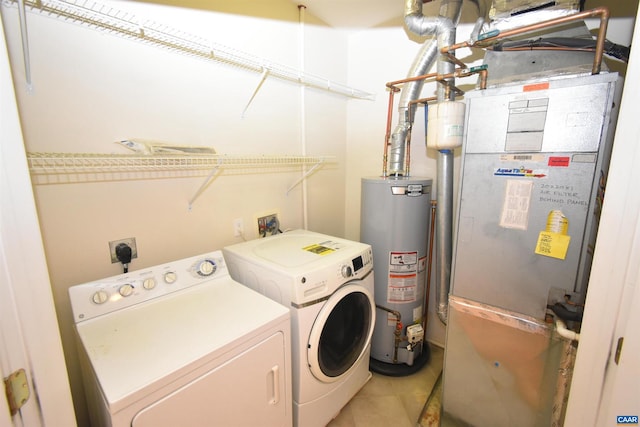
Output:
[223,230,375,427]
[69,250,292,427]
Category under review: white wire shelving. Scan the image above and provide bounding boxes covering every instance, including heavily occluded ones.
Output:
[26,152,331,173]
[26,152,336,208]
[3,0,375,100]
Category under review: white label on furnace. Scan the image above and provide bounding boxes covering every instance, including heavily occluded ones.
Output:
[499,179,533,230]
[387,251,418,303]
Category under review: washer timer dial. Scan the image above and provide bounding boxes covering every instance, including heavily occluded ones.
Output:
[341,265,353,278]
[195,259,217,277]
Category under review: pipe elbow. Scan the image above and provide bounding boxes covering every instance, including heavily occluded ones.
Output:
[555,318,580,342]
[405,14,455,38]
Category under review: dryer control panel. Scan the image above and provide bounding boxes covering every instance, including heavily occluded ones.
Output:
[69,251,227,322]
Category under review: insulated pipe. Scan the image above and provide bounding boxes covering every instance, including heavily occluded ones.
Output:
[388,0,462,176]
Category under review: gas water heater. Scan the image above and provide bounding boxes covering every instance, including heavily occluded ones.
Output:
[361,177,432,374]
[442,72,621,426]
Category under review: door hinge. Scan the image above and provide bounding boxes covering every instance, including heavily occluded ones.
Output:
[614,337,624,365]
[4,368,30,415]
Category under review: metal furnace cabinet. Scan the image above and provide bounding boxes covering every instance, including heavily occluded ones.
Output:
[442,72,620,427]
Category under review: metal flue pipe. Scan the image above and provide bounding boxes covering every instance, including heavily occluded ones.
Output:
[388,0,462,177]
[395,0,462,325]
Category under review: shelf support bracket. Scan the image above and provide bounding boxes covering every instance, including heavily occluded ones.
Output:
[188,159,223,210]
[242,68,269,118]
[286,160,324,195]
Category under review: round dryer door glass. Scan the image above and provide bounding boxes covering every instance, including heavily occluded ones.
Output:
[307,284,375,383]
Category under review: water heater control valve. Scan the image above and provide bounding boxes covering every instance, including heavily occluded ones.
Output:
[406,324,424,344]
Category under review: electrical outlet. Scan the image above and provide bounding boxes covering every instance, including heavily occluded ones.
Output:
[257,213,279,237]
[109,237,138,263]
[233,218,244,237]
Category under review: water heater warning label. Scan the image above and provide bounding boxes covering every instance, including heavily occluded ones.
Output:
[388,251,418,303]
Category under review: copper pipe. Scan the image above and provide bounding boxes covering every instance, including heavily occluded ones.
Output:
[414,96,438,105]
[376,305,403,363]
[387,72,439,90]
[443,51,467,69]
[382,65,486,176]
[497,46,596,53]
[478,69,488,89]
[405,119,412,176]
[441,7,610,75]
[422,200,437,335]
[441,40,471,55]
[383,88,400,177]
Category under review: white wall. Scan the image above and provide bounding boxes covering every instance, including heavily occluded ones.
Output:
[1,2,350,425]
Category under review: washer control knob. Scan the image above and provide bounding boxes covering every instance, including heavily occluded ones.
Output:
[92,290,109,305]
[142,278,156,290]
[341,265,353,278]
[164,271,177,284]
[119,283,134,297]
[197,259,217,277]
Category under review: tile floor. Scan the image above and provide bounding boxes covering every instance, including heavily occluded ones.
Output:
[327,343,444,427]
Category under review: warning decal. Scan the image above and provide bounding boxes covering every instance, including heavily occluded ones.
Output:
[303,244,335,255]
[499,179,533,230]
[387,251,418,304]
[302,240,345,255]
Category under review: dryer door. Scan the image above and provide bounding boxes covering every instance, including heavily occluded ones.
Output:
[307,283,375,383]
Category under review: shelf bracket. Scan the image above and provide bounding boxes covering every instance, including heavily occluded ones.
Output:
[188,158,223,210]
[286,160,324,195]
[242,67,269,118]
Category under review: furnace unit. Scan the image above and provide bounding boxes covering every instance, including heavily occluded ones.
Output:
[442,72,620,426]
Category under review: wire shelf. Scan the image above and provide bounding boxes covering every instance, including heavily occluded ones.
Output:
[26,152,333,174]
[4,0,375,100]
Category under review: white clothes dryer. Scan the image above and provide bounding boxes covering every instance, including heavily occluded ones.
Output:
[223,230,375,427]
[69,250,292,427]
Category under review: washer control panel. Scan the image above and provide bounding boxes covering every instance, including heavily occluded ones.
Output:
[69,251,226,322]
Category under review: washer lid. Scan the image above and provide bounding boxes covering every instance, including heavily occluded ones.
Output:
[76,279,288,413]
[252,230,359,269]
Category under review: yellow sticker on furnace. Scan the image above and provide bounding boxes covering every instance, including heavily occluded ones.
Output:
[535,231,571,260]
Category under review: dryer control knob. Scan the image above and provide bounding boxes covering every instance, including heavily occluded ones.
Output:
[119,283,134,297]
[341,265,353,278]
[164,271,177,284]
[143,278,156,290]
[92,290,109,305]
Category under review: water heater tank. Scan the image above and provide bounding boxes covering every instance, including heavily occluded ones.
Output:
[361,177,432,374]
